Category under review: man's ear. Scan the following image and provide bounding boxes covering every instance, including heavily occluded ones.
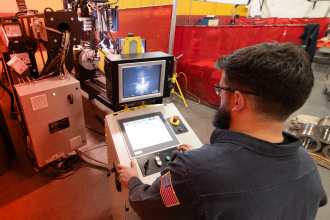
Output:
[232,91,245,111]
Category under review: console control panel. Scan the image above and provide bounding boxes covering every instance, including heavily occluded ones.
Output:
[136,146,178,177]
[167,116,188,135]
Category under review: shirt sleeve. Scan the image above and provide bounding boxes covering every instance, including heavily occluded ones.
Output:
[128,152,204,220]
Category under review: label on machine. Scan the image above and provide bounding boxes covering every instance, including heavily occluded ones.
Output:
[48,117,70,134]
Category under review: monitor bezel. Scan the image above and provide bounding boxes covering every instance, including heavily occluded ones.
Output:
[118,60,166,104]
[117,111,180,159]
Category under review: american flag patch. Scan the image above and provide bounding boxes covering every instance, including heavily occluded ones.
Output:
[160,171,180,207]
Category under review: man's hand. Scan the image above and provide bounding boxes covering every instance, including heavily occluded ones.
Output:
[117,160,139,188]
[177,144,194,152]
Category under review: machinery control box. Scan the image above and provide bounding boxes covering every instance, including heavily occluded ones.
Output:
[105,103,202,220]
[14,77,87,167]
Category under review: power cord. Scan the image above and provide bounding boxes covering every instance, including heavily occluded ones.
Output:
[178,72,201,105]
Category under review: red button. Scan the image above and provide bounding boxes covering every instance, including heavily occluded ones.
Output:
[173,116,179,122]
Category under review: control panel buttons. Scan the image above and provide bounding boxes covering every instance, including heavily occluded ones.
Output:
[68,94,74,104]
[165,156,171,161]
[155,156,162,166]
[170,116,180,125]
[144,159,150,170]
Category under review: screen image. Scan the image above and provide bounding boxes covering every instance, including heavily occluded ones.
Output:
[118,112,180,158]
[123,115,173,151]
[122,64,161,98]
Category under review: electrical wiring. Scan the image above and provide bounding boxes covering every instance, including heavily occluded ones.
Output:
[82,144,107,153]
[25,144,87,179]
[42,155,86,179]
[78,150,108,165]
[178,72,201,105]
[39,30,70,79]
[36,24,62,35]
[0,64,5,98]
[83,42,107,55]
[59,31,71,77]
[102,0,119,7]
[99,5,118,46]
[0,101,20,128]
[37,39,46,66]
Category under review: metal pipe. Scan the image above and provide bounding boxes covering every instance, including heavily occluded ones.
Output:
[188,0,193,25]
[229,0,251,25]
[168,0,179,55]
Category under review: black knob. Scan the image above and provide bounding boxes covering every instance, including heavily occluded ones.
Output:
[68,94,74,104]
[144,159,150,170]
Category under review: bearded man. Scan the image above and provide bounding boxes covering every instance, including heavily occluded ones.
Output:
[117,42,327,220]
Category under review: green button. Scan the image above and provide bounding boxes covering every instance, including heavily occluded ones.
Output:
[165,156,171,161]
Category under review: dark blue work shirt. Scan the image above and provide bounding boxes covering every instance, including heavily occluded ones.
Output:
[128,129,327,220]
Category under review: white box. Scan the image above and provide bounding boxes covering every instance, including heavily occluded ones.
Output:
[15,77,87,167]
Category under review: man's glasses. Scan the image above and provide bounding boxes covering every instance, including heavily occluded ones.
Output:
[215,83,260,96]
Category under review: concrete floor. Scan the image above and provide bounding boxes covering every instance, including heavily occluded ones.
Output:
[0,62,329,219]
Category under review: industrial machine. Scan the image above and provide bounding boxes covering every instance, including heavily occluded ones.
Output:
[0,9,86,168]
[104,51,174,106]
[103,45,202,219]
[14,77,87,167]
[105,104,202,220]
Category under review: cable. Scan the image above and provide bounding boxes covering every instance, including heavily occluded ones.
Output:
[102,0,119,7]
[100,5,119,46]
[77,150,108,166]
[0,64,5,98]
[36,24,62,35]
[37,39,46,66]
[83,42,107,55]
[178,72,201,105]
[85,126,105,136]
[82,144,107,153]
[15,10,38,17]
[39,31,69,78]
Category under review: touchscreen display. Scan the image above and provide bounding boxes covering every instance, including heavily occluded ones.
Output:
[123,115,173,151]
[118,112,180,158]
[122,64,161,98]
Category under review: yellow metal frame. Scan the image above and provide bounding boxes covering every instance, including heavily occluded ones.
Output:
[171,73,188,107]
[124,37,143,54]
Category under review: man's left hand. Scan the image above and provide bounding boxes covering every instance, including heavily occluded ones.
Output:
[117,160,139,188]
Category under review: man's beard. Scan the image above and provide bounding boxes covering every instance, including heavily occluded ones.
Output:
[212,104,231,130]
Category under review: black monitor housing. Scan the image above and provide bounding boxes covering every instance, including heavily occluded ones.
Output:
[104,52,174,106]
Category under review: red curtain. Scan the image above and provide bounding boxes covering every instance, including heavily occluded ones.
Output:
[235,18,330,39]
[173,25,306,107]
[109,5,173,53]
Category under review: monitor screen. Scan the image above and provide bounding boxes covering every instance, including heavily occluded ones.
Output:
[118,60,166,104]
[118,112,180,159]
[122,64,161,99]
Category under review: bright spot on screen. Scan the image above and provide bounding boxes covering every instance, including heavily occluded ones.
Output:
[136,76,150,92]
[123,64,161,98]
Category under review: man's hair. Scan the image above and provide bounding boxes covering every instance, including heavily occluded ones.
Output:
[214,42,314,122]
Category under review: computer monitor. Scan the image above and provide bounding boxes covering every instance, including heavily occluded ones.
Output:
[104,52,174,106]
[119,60,165,103]
[118,112,180,159]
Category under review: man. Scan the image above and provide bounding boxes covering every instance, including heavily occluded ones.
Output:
[117,42,327,220]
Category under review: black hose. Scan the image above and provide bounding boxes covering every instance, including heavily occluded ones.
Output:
[0,80,15,113]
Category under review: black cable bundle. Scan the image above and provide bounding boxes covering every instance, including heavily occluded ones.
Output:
[41,155,86,179]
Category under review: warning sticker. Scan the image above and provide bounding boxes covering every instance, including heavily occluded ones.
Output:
[49,118,70,134]
[43,151,65,165]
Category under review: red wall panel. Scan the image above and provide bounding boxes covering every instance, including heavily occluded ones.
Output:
[173,25,306,107]
[235,18,330,39]
[109,5,173,53]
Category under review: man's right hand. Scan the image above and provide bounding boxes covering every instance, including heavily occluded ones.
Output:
[178,144,194,152]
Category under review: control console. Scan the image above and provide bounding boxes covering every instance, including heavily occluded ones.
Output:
[105,103,202,220]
